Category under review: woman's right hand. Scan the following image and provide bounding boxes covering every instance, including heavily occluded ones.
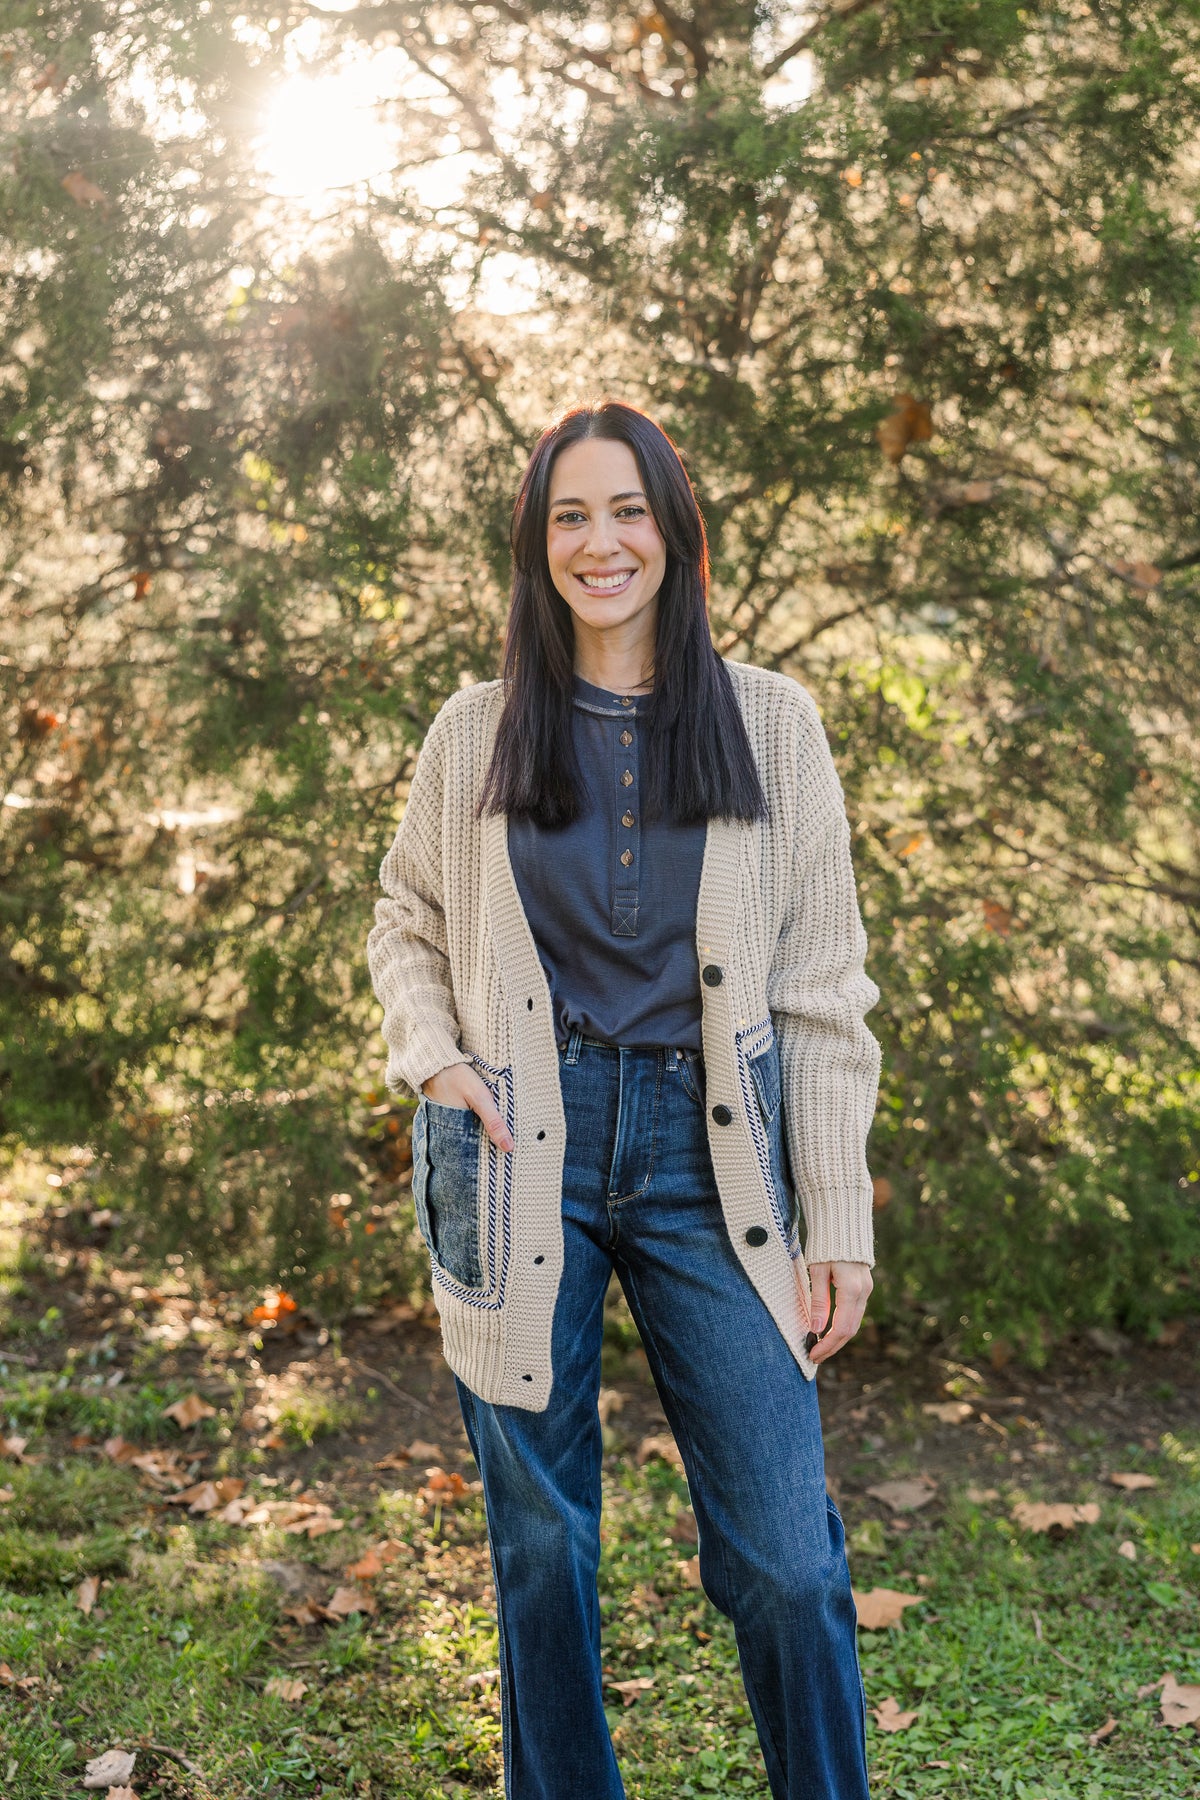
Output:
[422,1063,515,1153]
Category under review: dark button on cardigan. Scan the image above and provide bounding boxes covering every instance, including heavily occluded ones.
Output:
[507,673,708,1050]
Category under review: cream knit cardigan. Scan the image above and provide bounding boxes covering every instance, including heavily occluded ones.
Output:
[366,656,882,1410]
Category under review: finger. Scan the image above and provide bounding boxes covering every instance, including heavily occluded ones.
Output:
[808,1264,832,1334]
[476,1100,514,1153]
[810,1292,868,1364]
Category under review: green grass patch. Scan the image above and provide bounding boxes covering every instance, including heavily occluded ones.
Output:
[1,1436,1198,1797]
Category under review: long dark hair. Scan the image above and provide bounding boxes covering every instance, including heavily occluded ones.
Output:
[477,400,769,828]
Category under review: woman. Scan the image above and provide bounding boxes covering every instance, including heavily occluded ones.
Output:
[366,400,882,1800]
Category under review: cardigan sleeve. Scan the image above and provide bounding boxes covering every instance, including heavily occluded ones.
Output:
[765,700,882,1266]
[366,709,473,1100]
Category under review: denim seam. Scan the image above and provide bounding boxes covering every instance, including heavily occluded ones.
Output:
[606,1050,664,1205]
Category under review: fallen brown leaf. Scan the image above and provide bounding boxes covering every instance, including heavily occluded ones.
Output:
[1088,1715,1118,1745]
[921,1402,972,1424]
[162,1393,216,1429]
[1109,1472,1158,1491]
[405,1439,444,1461]
[866,1476,937,1513]
[606,1675,655,1706]
[265,1675,308,1701]
[1117,1540,1137,1562]
[0,1662,39,1692]
[283,1597,326,1626]
[250,1288,298,1323]
[2,1434,29,1459]
[345,1546,384,1581]
[418,1467,479,1505]
[0,1486,13,1503]
[676,1555,702,1589]
[82,1747,136,1788]
[325,1585,377,1618]
[852,1587,925,1629]
[597,1388,625,1425]
[61,170,110,209]
[1159,1673,1200,1730]
[872,1696,919,1732]
[373,1450,412,1470]
[1011,1500,1100,1533]
[75,1574,100,1615]
[636,1433,685,1473]
[165,1476,245,1514]
[965,1486,1000,1503]
[106,1789,138,1800]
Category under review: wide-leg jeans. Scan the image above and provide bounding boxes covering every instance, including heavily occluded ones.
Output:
[452,1030,871,1800]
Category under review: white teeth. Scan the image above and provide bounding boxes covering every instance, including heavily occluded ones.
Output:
[579,571,634,590]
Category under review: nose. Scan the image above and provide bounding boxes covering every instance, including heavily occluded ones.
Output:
[582,514,624,559]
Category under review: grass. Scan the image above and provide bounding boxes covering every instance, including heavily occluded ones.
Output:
[2,1398,1199,1799]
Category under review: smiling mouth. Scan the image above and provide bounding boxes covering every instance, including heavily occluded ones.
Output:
[576,569,637,591]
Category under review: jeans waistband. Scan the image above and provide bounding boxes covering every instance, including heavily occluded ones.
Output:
[556,1027,703,1068]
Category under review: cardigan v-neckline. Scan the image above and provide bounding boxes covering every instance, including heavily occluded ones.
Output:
[479,678,749,1034]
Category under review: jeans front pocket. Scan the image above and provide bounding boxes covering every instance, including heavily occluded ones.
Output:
[410,1096,484,1289]
[744,1031,801,1248]
[677,1049,706,1109]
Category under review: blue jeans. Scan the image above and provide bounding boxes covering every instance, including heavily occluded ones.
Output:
[453,1031,871,1800]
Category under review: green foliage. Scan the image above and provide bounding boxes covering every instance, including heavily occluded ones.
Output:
[1,0,1198,1346]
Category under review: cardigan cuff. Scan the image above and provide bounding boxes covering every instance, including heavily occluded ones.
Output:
[386,1025,472,1101]
[801,1191,876,1267]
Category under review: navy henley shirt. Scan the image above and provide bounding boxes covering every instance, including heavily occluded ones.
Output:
[506,672,708,1050]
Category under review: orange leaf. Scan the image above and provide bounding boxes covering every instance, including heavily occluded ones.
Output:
[853,1587,925,1629]
[345,1546,384,1581]
[250,1288,298,1322]
[418,1466,473,1505]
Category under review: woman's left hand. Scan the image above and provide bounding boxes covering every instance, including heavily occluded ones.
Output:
[806,1261,873,1364]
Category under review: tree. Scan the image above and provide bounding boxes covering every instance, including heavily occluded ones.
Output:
[3,0,1199,1352]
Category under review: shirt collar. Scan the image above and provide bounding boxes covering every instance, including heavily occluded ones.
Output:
[571,671,655,717]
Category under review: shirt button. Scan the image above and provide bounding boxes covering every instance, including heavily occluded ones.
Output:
[701,964,723,986]
[620,769,633,786]
[620,849,634,866]
[745,1226,769,1246]
[711,1104,733,1125]
[620,729,633,746]
[621,810,634,827]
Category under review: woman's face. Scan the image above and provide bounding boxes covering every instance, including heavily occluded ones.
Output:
[545,437,667,655]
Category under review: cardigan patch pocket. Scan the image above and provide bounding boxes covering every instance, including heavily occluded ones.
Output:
[411,1096,484,1289]
[741,1027,802,1250]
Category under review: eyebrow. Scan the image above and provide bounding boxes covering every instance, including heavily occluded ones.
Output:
[549,490,646,507]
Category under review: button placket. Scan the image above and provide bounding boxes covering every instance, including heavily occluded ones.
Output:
[611,711,640,936]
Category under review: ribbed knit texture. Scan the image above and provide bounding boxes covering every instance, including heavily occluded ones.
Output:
[366,658,883,1410]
